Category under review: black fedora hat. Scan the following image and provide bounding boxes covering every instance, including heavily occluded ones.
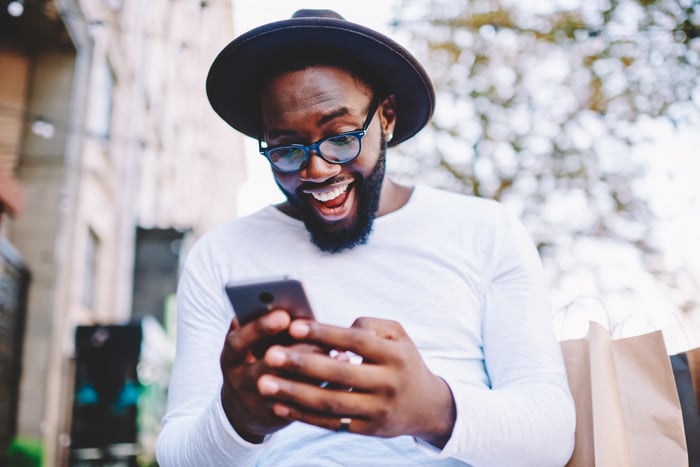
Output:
[206,9,434,147]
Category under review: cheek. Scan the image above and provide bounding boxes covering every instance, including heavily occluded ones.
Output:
[273,173,300,193]
[353,146,381,174]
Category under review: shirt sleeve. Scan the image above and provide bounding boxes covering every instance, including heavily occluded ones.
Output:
[155,241,264,466]
[423,209,576,466]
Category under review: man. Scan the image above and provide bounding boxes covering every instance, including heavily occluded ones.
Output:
[156,9,575,466]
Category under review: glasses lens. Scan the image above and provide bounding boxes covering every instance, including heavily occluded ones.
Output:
[267,146,307,171]
[319,134,361,163]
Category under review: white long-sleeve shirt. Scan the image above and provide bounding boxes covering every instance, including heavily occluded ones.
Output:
[156,185,575,466]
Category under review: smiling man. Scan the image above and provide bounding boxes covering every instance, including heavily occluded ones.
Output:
[156,9,576,467]
[263,66,399,252]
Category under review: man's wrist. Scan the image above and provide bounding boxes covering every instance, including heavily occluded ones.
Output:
[416,376,457,449]
[220,386,266,444]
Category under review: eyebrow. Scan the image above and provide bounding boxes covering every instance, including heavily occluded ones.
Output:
[266,106,353,140]
[317,107,350,126]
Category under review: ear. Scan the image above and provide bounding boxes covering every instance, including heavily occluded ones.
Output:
[379,94,397,142]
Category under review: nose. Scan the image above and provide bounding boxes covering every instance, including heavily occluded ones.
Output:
[299,150,342,183]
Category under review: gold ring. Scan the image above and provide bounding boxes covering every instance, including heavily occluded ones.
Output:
[338,417,352,432]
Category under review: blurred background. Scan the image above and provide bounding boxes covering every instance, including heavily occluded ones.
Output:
[0,0,698,465]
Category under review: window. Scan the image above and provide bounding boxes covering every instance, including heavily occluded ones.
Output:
[82,228,99,309]
[89,60,115,140]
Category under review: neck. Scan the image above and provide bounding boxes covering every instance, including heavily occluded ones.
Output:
[376,178,413,217]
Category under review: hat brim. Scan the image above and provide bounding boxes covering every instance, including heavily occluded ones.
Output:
[206,17,434,147]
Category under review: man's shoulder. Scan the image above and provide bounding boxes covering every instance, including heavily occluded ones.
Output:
[411,185,518,238]
[415,185,506,213]
[204,206,288,239]
[186,206,286,257]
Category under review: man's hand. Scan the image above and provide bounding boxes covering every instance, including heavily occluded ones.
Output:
[219,310,295,443]
[256,317,457,448]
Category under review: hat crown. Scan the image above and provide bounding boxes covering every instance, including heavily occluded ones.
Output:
[206,9,435,147]
[291,9,345,20]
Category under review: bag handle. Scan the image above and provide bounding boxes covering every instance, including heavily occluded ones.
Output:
[688,347,700,411]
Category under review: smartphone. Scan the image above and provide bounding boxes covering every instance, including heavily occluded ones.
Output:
[225,277,315,356]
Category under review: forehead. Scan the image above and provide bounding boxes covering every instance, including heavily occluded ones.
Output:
[262,66,371,108]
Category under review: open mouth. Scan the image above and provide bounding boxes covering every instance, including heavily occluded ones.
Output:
[303,181,355,222]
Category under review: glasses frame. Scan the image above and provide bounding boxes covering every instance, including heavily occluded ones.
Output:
[258,97,380,173]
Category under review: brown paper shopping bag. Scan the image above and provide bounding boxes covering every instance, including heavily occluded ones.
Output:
[561,321,688,467]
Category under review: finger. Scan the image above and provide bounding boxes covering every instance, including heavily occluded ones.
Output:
[265,343,330,385]
[221,310,291,367]
[288,320,398,364]
[267,384,395,437]
[259,373,371,415]
[283,342,327,355]
[255,309,293,333]
[272,402,373,435]
[351,317,406,341]
[262,347,387,391]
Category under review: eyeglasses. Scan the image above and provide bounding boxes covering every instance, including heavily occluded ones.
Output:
[258,97,379,173]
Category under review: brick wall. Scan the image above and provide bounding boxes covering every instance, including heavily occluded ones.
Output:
[0,48,29,176]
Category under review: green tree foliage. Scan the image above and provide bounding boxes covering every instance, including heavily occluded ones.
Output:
[390,0,699,314]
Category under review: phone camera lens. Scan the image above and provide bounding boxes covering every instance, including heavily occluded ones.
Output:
[259,292,274,304]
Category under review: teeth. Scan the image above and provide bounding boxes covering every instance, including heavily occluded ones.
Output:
[310,185,349,203]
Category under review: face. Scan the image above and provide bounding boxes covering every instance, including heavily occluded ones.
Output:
[261,66,396,252]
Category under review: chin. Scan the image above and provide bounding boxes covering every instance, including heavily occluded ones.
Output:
[278,135,387,253]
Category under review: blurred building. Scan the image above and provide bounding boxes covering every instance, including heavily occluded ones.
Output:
[0,0,245,465]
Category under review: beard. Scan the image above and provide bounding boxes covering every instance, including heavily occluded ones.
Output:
[277,134,387,253]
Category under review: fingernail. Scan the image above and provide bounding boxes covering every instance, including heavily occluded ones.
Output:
[266,311,289,328]
[273,404,290,417]
[289,321,310,337]
[266,348,286,365]
[258,376,279,395]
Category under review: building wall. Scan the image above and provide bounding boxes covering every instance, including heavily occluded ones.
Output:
[1,0,245,465]
[10,50,77,443]
[0,48,29,176]
[131,0,245,234]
